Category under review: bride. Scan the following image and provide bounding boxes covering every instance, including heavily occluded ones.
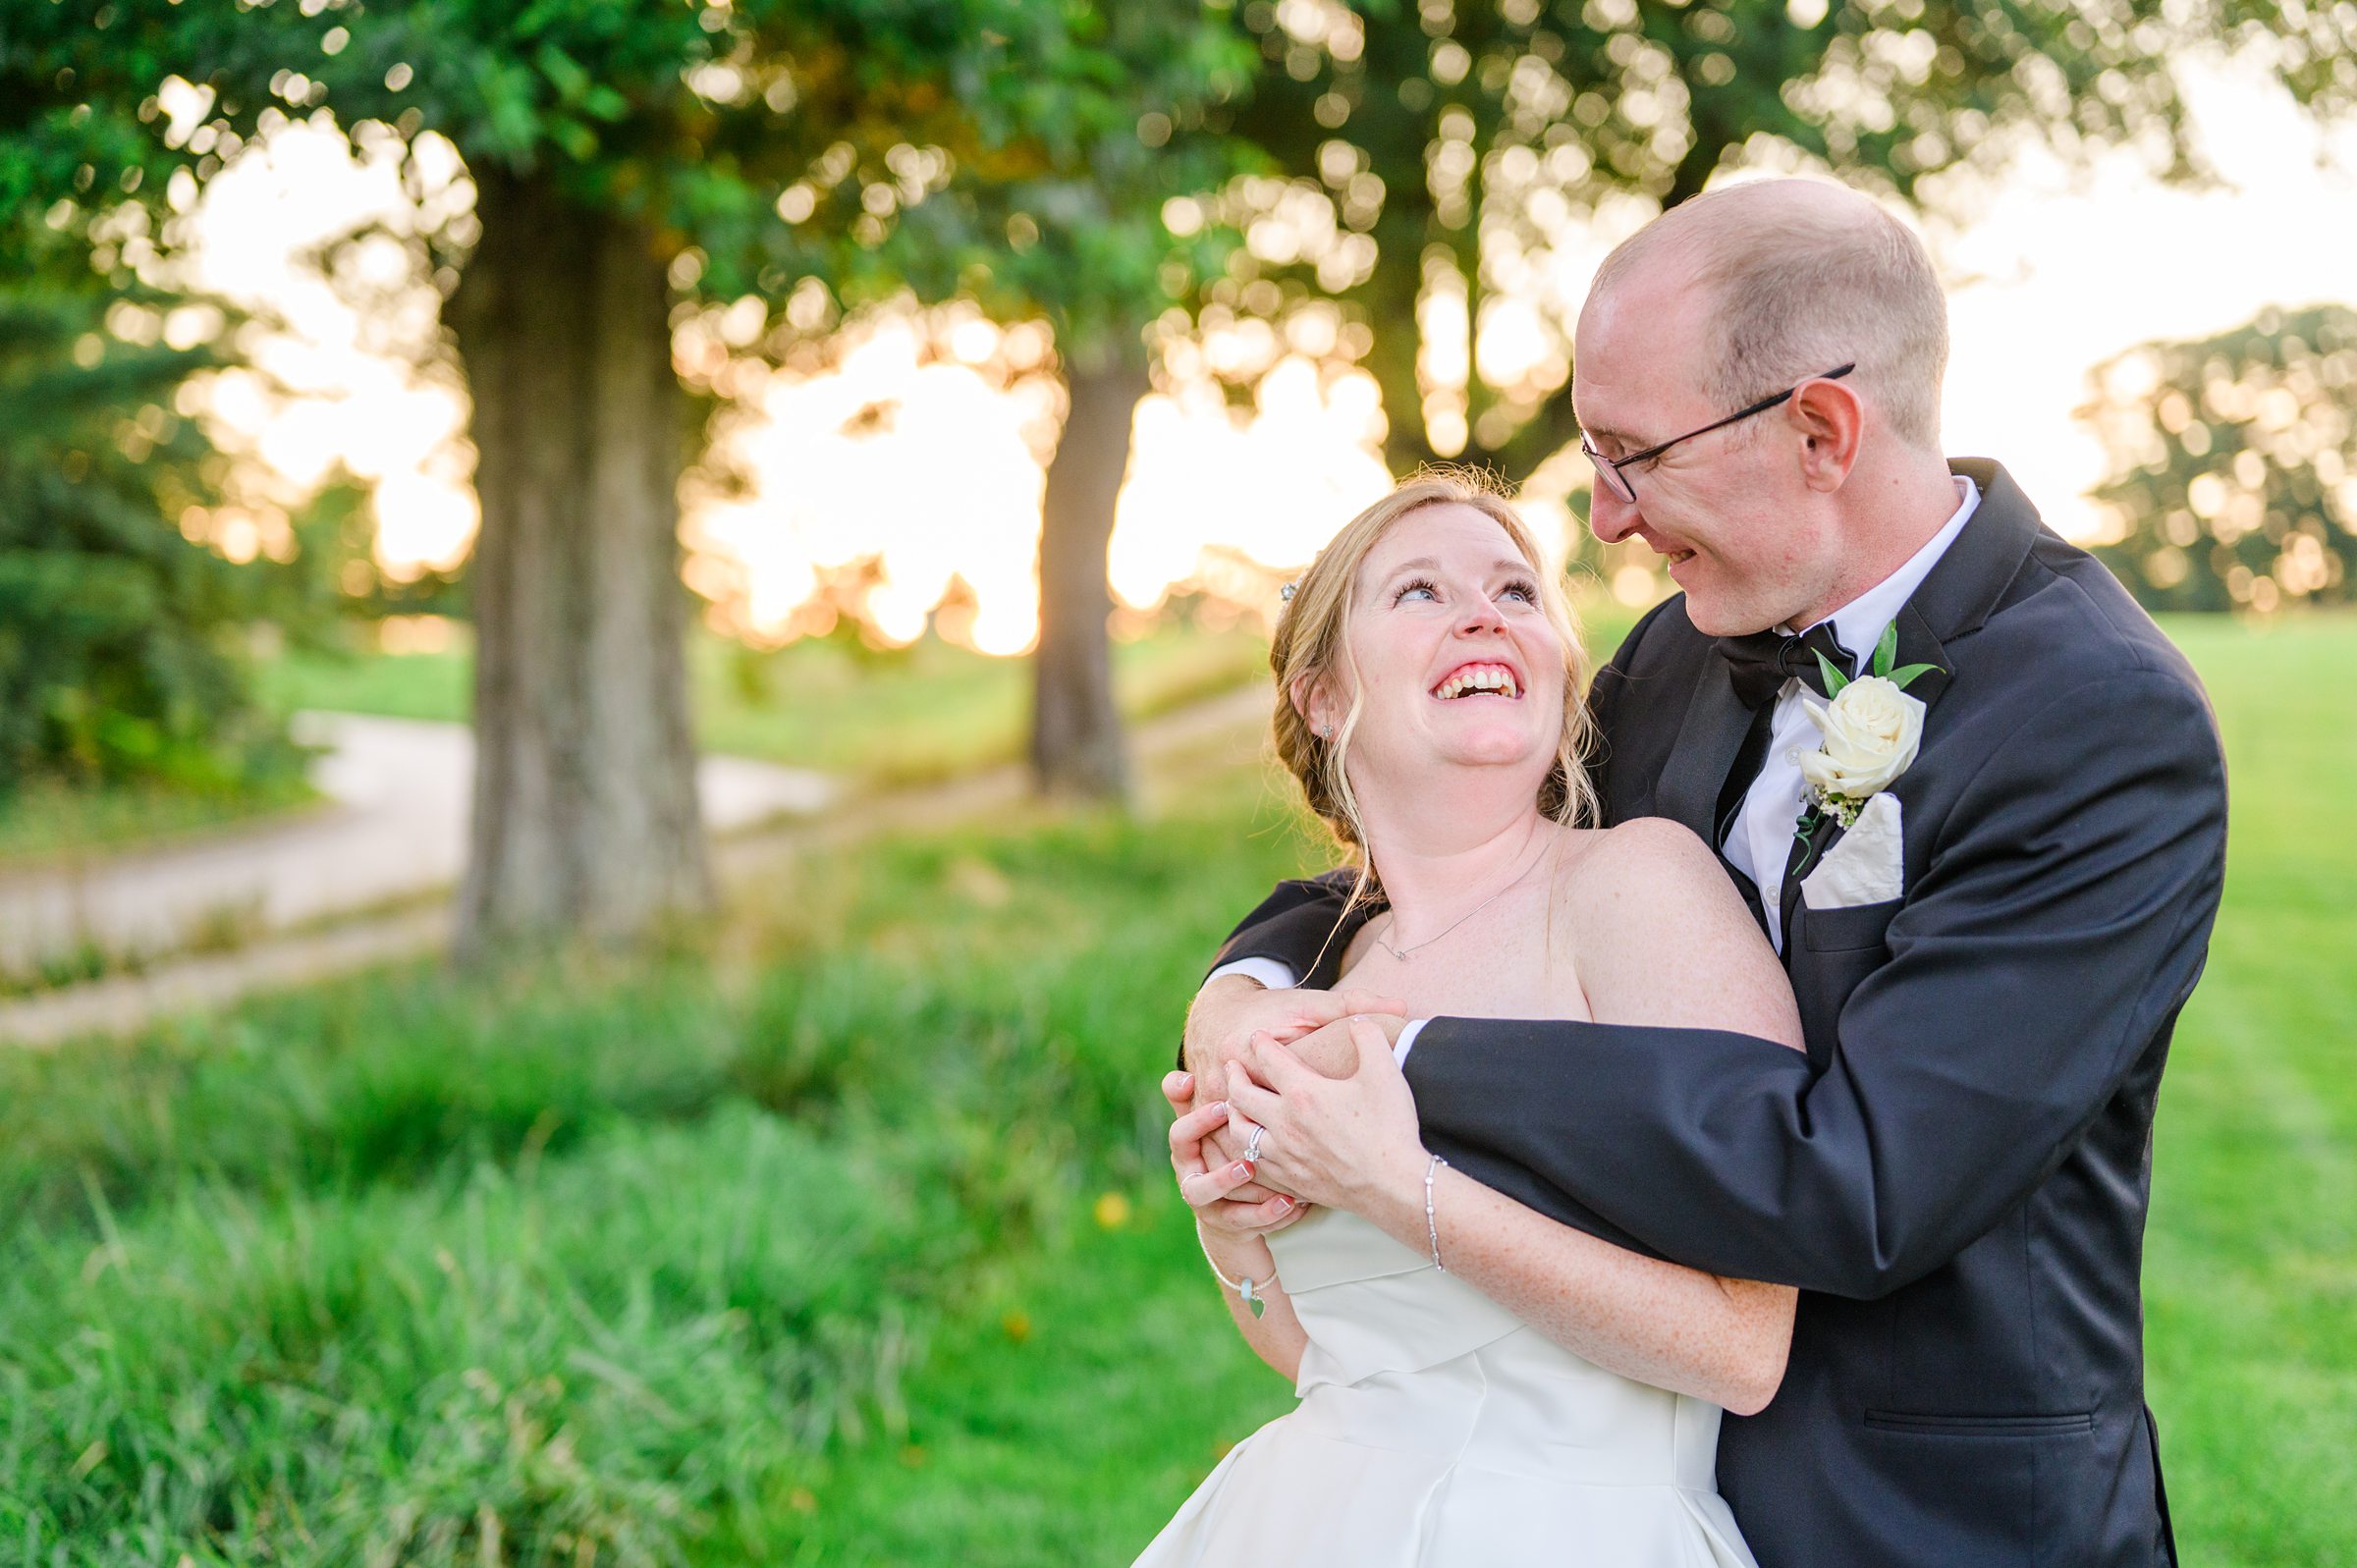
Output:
[1134,474,1803,1567]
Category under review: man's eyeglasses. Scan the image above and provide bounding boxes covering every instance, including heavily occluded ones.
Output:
[1580,363,1856,506]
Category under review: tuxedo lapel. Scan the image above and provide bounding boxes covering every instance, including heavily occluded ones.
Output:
[1780,802,1844,949]
[1658,460,2039,952]
[1653,657,1757,848]
[1887,598,1952,711]
[1778,599,1953,946]
[1917,460,2041,647]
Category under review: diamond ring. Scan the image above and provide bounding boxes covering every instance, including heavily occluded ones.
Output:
[1243,1124,1266,1162]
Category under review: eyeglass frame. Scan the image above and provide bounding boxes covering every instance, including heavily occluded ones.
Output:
[1580,362,1857,505]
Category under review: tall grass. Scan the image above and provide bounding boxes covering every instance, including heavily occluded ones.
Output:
[3,614,2348,1566]
[0,765,1326,1563]
[785,613,2357,1568]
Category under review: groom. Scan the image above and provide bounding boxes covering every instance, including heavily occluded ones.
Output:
[1179,179,2225,1567]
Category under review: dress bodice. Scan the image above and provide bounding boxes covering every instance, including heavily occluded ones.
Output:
[1268,1205,1727,1495]
[1131,1207,1757,1565]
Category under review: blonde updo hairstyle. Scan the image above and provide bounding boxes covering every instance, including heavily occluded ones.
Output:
[1271,471,1603,915]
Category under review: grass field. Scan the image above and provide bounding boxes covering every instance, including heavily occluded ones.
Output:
[0,612,2347,1565]
[259,618,1272,784]
[0,770,324,870]
[2,618,1266,869]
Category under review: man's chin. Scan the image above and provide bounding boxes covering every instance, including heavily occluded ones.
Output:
[1679,590,1778,639]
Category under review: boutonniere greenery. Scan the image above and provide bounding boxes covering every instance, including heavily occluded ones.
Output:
[1791,622,1942,856]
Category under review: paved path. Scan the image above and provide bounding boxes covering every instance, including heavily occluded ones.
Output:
[0,713,836,983]
[0,688,1266,1048]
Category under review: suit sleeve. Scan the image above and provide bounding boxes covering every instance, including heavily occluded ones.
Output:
[1402,668,2228,1298]
[1205,869,1359,983]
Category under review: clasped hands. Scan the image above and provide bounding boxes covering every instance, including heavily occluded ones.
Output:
[1163,977,1426,1244]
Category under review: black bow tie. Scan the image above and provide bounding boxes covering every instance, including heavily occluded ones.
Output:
[1717,622,1855,710]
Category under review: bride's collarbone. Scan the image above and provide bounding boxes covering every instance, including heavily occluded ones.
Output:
[1338,881,1584,1021]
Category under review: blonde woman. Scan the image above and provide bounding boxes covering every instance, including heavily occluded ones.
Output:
[1132,473,1802,1566]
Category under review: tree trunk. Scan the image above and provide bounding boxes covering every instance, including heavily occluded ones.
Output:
[1029,339,1148,801]
[444,168,712,959]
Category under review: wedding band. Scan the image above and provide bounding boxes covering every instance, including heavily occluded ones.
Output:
[1243,1124,1266,1162]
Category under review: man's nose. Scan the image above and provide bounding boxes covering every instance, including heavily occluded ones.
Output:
[1588,484,1639,545]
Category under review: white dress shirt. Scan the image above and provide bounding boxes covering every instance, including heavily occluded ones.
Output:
[1729,475,1979,951]
[1207,475,1983,1056]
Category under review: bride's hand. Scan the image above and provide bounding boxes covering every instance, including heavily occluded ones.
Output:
[1222,1018,1426,1217]
[1182,983,1405,1203]
[1163,1071,1305,1238]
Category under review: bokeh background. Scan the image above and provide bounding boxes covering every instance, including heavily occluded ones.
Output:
[2,2,2352,1563]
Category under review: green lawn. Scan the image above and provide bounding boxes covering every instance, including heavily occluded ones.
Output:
[2,617,1264,869]
[779,612,2357,1568]
[260,618,1272,784]
[0,769,325,871]
[2138,615,2357,1563]
[0,612,2346,1566]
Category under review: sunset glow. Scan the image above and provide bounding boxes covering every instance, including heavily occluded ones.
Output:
[168,51,2356,654]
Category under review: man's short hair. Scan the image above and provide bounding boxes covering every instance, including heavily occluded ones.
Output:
[1592,179,1949,449]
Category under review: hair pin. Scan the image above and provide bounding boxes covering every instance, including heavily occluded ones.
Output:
[1280,577,1299,602]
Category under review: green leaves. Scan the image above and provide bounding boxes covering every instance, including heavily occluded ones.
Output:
[0,288,321,791]
[1221,0,2357,488]
[1869,621,1939,690]
[1816,648,1851,698]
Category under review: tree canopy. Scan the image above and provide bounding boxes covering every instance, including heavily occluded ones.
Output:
[0,287,328,792]
[1213,0,2357,495]
[2083,303,2356,614]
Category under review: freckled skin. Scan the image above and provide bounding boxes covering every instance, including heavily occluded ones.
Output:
[1195,503,1810,1414]
[1187,177,1977,1428]
[1212,819,1805,1416]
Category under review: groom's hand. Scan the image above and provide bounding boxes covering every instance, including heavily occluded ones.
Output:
[1182,977,1405,1201]
[1269,1011,1407,1080]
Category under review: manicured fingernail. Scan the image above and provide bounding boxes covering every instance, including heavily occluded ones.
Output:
[1275,1197,1293,1211]
[1205,1100,1227,1115]
[1233,1162,1252,1178]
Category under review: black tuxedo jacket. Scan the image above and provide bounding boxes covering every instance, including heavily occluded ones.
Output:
[1212,460,2227,1568]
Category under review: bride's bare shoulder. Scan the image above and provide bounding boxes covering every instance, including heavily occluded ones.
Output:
[1560,816,1726,893]
[1550,816,1756,939]
[1552,818,1798,1045]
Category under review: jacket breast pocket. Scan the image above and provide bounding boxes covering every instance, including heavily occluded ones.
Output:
[1797,895,1900,953]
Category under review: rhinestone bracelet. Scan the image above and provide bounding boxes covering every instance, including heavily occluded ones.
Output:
[1425,1153,1450,1272]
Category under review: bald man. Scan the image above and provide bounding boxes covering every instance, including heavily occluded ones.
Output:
[1182,179,2223,1567]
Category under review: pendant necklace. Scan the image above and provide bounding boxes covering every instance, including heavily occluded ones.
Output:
[1371,825,1560,963]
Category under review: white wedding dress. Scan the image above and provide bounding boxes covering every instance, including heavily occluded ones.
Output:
[1133,1205,1758,1567]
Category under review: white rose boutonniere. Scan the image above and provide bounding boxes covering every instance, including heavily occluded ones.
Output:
[1793,623,1941,853]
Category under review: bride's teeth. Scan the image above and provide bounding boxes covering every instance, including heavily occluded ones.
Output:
[1435,664,1521,699]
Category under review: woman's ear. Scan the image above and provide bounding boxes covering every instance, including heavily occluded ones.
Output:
[1289,674,1332,736]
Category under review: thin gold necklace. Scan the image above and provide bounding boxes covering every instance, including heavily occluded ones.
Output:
[1370,825,1559,963]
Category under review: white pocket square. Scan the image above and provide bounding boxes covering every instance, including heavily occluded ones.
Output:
[1801,791,1904,910]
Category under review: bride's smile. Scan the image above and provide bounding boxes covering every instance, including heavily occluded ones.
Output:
[1299,503,1572,828]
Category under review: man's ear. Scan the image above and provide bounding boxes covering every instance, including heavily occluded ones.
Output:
[1787,374,1865,491]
